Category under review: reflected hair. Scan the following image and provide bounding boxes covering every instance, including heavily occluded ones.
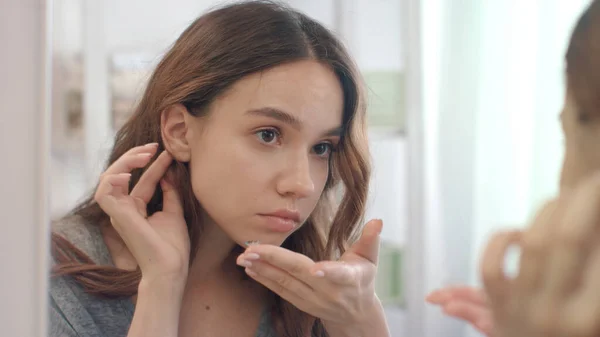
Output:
[566,0,600,122]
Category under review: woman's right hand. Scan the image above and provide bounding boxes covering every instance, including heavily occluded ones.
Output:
[94,143,190,287]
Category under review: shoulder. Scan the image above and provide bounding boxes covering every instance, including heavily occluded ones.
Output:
[49,215,134,337]
[49,274,134,337]
[51,214,113,266]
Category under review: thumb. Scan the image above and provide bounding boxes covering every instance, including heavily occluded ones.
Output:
[348,219,383,264]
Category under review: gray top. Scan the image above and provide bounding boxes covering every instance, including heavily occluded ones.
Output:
[49,215,276,337]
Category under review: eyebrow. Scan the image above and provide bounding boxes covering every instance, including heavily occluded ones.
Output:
[245,107,342,137]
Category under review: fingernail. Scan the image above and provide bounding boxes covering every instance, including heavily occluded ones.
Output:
[372,219,383,235]
[137,153,153,158]
[244,253,260,260]
[426,290,448,303]
[119,173,132,177]
[238,259,252,268]
[314,270,325,278]
[145,143,159,148]
[245,268,258,277]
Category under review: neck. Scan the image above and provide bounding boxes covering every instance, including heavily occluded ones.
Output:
[187,217,242,284]
[101,215,243,284]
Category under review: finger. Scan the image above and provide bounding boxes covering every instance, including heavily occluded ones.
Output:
[130,151,173,204]
[244,260,315,312]
[160,176,183,215]
[515,199,563,293]
[103,143,159,176]
[426,289,452,305]
[94,173,132,201]
[443,301,493,336]
[427,286,487,306]
[312,260,361,285]
[348,219,382,265]
[543,177,600,298]
[242,244,317,285]
[97,195,163,266]
[480,230,521,308]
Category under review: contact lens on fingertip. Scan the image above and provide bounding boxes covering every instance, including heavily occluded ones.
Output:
[244,240,260,247]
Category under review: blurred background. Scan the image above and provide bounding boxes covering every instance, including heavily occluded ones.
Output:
[1,0,595,336]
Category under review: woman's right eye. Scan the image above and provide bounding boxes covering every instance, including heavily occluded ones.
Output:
[255,128,281,145]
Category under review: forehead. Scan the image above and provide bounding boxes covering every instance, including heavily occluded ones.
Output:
[212,60,344,126]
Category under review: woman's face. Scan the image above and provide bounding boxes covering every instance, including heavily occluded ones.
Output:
[559,86,600,191]
[186,60,344,247]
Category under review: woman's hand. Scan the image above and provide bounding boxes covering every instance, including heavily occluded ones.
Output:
[94,143,190,287]
[426,286,493,336]
[236,219,390,337]
[482,174,600,337]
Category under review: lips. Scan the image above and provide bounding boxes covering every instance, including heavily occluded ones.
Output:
[258,209,300,233]
[261,209,301,223]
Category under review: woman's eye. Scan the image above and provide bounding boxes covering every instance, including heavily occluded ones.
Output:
[313,143,333,157]
[256,129,279,144]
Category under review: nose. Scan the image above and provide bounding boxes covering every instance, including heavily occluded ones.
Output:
[276,152,315,199]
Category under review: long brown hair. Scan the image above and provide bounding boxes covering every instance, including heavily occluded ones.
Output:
[51,1,370,336]
[566,0,600,122]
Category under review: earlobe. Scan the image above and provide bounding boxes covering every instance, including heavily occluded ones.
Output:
[161,104,192,162]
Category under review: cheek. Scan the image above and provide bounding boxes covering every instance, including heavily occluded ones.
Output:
[187,138,277,213]
[311,160,330,193]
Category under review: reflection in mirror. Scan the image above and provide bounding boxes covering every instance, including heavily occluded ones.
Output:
[49,1,410,337]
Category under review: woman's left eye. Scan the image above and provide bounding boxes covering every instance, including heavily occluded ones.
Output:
[312,143,334,157]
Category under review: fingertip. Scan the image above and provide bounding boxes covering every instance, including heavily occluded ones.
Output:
[426,290,449,304]
[160,176,174,190]
[158,149,174,161]
[425,291,438,303]
[365,219,383,236]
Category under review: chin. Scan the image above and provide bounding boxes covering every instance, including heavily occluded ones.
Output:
[233,234,290,249]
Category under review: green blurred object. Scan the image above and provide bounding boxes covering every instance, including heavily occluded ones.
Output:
[363,71,406,131]
[375,240,404,307]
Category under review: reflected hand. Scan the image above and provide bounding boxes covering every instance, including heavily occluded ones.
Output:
[236,219,388,336]
[482,174,600,337]
[426,286,493,336]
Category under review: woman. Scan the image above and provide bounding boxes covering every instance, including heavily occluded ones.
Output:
[428,1,600,336]
[49,2,390,337]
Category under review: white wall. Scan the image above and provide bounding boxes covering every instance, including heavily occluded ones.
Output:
[339,0,404,72]
[418,1,483,336]
[0,1,51,336]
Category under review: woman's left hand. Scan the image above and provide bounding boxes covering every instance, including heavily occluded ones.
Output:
[236,219,389,336]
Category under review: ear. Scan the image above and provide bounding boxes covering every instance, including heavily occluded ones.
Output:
[161,104,193,162]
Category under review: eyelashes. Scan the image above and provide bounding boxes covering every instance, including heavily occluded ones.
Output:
[254,127,338,158]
